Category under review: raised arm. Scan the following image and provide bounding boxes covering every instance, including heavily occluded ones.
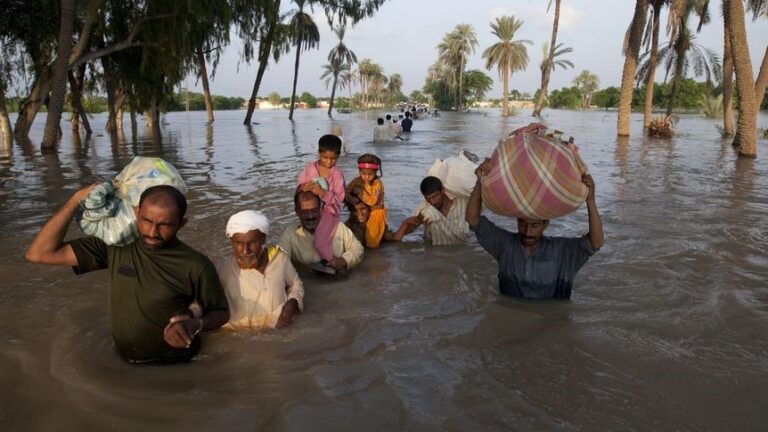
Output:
[466,158,491,228]
[582,174,604,250]
[25,184,96,266]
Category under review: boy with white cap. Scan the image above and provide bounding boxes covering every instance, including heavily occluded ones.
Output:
[217,210,304,329]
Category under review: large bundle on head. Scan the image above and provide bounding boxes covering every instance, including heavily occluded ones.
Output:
[78,157,187,245]
[481,123,589,220]
[426,150,479,199]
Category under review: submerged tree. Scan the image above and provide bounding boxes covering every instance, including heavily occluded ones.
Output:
[617,0,650,136]
[533,0,562,117]
[437,24,478,110]
[572,70,600,108]
[482,15,531,116]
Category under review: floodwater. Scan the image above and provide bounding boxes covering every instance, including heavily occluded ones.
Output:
[1,108,767,431]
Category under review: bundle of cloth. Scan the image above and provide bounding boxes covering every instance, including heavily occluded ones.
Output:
[78,157,188,245]
[426,150,479,199]
[481,123,589,220]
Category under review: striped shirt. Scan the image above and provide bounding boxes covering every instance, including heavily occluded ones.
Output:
[412,197,470,246]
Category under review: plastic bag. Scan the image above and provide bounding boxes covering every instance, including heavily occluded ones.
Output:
[481,123,589,220]
[77,157,187,245]
[116,157,187,207]
[426,150,479,199]
[78,182,139,245]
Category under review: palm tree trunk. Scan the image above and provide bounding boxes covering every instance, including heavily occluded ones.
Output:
[289,38,302,120]
[67,70,92,136]
[0,80,12,144]
[754,45,768,109]
[722,21,735,137]
[725,0,757,157]
[328,72,339,117]
[244,3,280,125]
[643,1,661,128]
[533,0,561,117]
[617,0,649,136]
[666,45,686,117]
[458,59,465,110]
[196,48,215,123]
[502,63,509,117]
[41,0,75,151]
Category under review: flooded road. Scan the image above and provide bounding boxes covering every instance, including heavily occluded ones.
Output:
[1,108,767,431]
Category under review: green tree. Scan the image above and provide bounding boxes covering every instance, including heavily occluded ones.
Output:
[326,23,357,116]
[387,73,403,106]
[572,70,600,108]
[548,86,581,109]
[481,15,531,116]
[287,0,320,119]
[438,23,478,109]
[268,91,281,106]
[300,91,317,108]
[463,69,493,106]
[591,86,620,109]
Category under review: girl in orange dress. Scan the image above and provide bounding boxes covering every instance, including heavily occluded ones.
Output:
[346,154,388,248]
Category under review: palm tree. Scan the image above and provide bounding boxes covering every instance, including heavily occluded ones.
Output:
[638,0,668,129]
[541,42,574,72]
[746,0,768,110]
[617,0,649,137]
[287,0,320,120]
[438,24,478,109]
[387,73,402,106]
[533,0,562,117]
[326,23,357,116]
[657,0,721,117]
[725,0,757,156]
[321,58,349,113]
[357,58,375,108]
[482,15,531,116]
[572,70,600,108]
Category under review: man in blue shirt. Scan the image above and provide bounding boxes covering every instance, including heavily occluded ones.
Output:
[401,111,413,132]
[466,160,604,299]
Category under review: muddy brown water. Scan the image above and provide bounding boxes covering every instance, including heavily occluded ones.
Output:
[0,109,767,431]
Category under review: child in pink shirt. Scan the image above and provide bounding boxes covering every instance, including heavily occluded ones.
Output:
[297,135,346,263]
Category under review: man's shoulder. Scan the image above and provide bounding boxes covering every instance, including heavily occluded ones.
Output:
[172,240,217,269]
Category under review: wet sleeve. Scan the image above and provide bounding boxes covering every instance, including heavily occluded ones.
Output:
[195,259,229,312]
[472,216,513,261]
[557,234,597,277]
[339,224,364,269]
[283,258,304,311]
[69,237,109,275]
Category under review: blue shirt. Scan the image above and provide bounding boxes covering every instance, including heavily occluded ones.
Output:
[472,216,597,299]
[401,118,413,132]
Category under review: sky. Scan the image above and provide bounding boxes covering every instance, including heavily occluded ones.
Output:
[187,0,768,99]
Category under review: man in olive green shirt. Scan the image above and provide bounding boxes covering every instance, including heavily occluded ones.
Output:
[26,185,229,364]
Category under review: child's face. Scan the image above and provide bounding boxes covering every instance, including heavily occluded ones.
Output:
[359,168,376,184]
[353,201,370,223]
[318,150,339,169]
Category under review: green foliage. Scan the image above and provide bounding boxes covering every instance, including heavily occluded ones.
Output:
[702,94,723,118]
[463,69,493,105]
[409,90,427,103]
[591,87,620,109]
[166,92,243,111]
[423,79,454,110]
[548,86,581,109]
[300,91,317,108]
[334,97,351,109]
[267,91,281,106]
[652,79,707,110]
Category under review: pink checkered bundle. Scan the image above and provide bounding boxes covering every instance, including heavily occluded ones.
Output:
[481,124,589,220]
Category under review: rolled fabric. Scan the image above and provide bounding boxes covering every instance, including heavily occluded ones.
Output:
[481,123,589,220]
[226,210,271,237]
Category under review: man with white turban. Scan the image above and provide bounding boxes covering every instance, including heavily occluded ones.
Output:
[216,210,304,329]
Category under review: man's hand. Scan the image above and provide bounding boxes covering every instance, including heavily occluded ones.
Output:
[326,256,348,272]
[474,158,491,179]
[276,299,299,328]
[163,315,201,349]
[582,174,596,203]
[299,182,314,192]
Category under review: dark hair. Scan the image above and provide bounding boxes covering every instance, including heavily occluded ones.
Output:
[318,134,342,154]
[420,176,443,196]
[377,117,384,125]
[386,114,392,120]
[357,153,383,178]
[139,185,187,221]
[404,111,411,118]
[294,187,321,210]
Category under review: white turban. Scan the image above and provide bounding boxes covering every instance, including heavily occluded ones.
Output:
[226,210,270,238]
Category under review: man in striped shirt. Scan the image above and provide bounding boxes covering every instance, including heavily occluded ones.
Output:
[392,176,470,246]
